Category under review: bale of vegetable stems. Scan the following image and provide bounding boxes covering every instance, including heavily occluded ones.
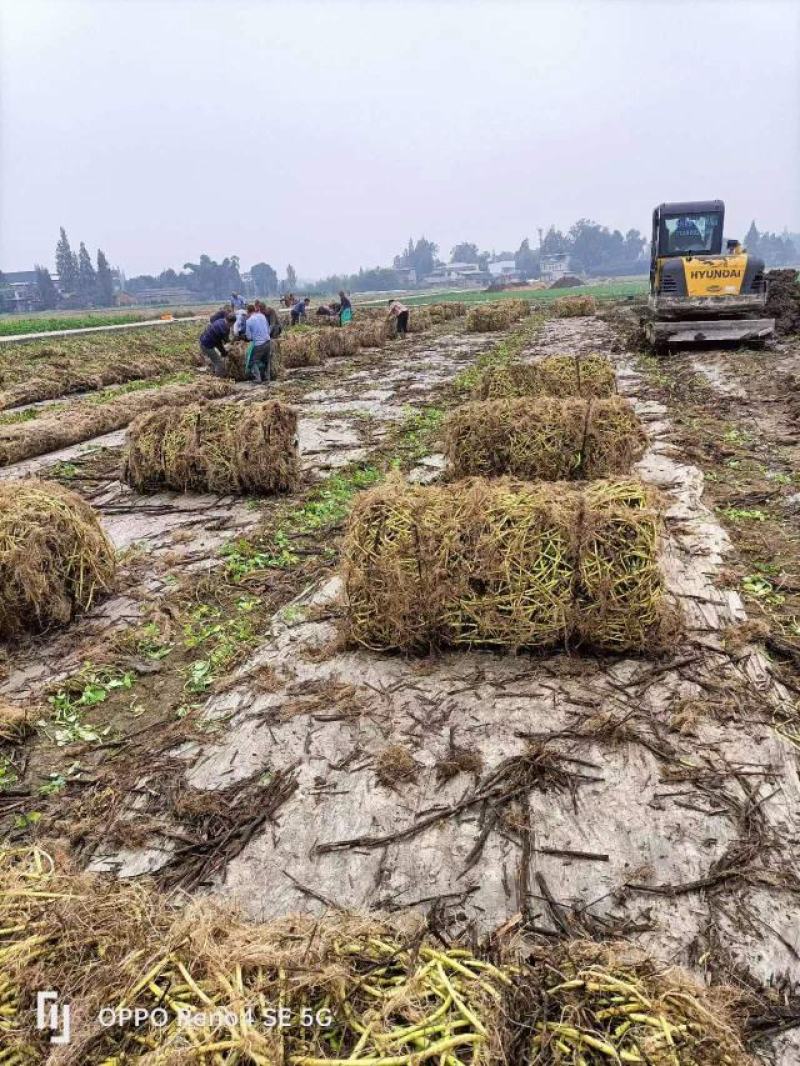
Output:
[0,377,233,467]
[277,329,324,368]
[0,480,115,638]
[444,396,647,481]
[123,399,299,496]
[353,320,392,346]
[552,294,598,317]
[0,846,508,1065]
[474,354,617,400]
[524,939,754,1066]
[466,300,530,332]
[343,475,671,653]
[1,845,752,1066]
[427,301,467,320]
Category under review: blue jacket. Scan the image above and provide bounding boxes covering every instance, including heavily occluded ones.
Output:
[200,318,230,350]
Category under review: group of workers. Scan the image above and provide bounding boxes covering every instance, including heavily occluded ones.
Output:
[198,289,411,383]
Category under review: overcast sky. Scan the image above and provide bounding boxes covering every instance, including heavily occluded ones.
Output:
[1,0,798,279]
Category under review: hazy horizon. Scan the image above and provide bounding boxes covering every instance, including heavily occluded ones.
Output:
[2,0,799,280]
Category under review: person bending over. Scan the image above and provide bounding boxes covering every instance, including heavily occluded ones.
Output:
[290,296,310,325]
[387,299,409,337]
[199,313,236,376]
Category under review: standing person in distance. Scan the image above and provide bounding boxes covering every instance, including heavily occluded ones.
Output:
[387,298,410,338]
[338,290,353,325]
[231,291,245,311]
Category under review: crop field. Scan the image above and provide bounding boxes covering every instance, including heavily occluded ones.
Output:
[0,307,207,336]
[1,284,800,1064]
[401,277,648,308]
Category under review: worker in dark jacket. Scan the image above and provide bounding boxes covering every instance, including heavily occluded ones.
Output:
[199,313,235,376]
[290,297,310,325]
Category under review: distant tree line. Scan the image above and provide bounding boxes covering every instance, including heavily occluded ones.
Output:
[124,257,290,300]
[743,222,797,267]
[7,214,794,315]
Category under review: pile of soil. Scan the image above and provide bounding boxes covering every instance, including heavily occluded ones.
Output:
[549,275,584,288]
[766,268,800,335]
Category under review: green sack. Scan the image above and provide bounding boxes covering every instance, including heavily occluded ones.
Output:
[245,341,255,372]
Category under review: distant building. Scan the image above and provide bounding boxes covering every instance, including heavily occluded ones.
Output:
[488,259,521,283]
[394,266,417,286]
[421,262,487,286]
[126,287,196,306]
[1,270,47,312]
[540,253,571,283]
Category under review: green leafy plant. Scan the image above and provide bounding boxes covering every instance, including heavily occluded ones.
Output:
[742,574,785,605]
[42,667,135,746]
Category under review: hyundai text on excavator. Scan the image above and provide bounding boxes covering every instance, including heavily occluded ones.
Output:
[644,200,774,350]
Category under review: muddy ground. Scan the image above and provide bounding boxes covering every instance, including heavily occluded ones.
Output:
[2,312,800,1062]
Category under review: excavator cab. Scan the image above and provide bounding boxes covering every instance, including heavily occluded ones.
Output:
[644,200,774,349]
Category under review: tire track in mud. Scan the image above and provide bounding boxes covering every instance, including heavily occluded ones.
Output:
[84,317,800,1066]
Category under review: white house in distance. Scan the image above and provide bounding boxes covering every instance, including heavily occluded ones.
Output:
[488,258,520,282]
[540,253,571,283]
[421,261,486,286]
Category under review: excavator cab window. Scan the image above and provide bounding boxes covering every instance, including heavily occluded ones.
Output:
[658,211,723,257]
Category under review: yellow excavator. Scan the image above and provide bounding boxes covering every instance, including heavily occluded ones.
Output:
[644,200,774,350]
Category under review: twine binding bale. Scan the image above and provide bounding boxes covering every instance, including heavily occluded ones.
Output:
[444,396,647,481]
[0,480,115,638]
[343,475,673,653]
[575,478,667,651]
[474,354,617,400]
[552,294,598,317]
[124,399,299,496]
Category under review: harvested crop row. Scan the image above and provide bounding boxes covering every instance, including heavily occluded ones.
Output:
[344,475,673,653]
[474,354,617,400]
[0,322,199,410]
[552,294,597,317]
[0,376,232,467]
[228,304,467,377]
[0,480,115,638]
[466,299,531,332]
[444,396,647,480]
[124,399,299,496]
[0,845,754,1065]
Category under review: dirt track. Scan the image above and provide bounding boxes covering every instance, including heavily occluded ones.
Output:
[3,315,800,1062]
